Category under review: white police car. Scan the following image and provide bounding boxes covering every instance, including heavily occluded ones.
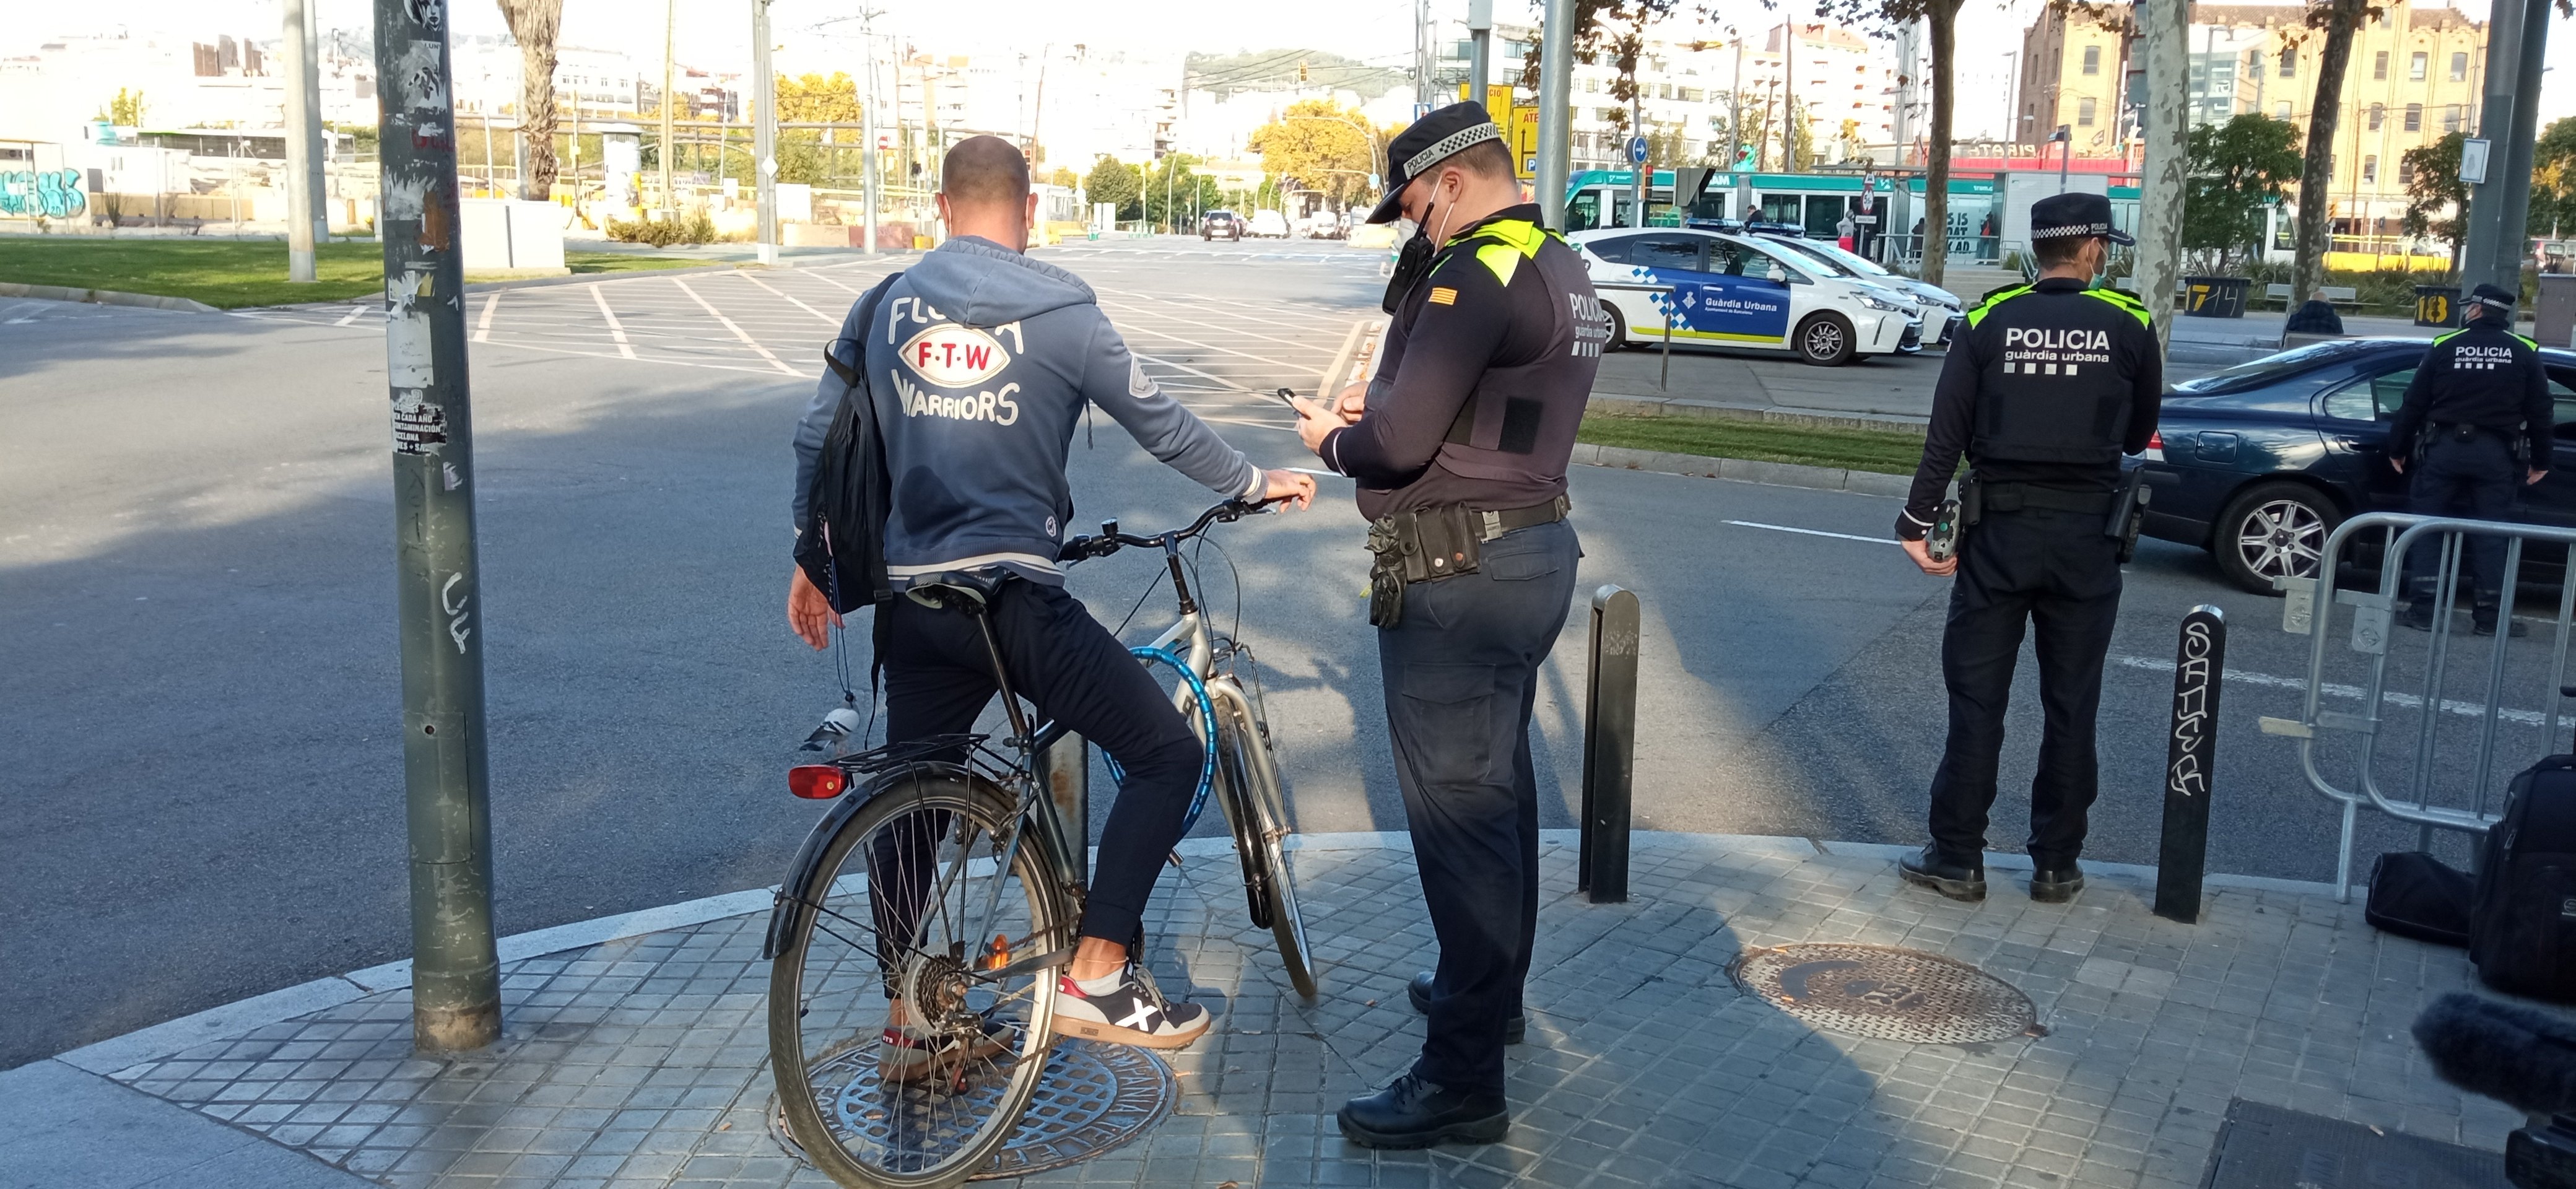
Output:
[1570,227,1924,366]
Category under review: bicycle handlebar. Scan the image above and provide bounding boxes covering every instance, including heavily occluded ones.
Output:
[1056,497,1285,563]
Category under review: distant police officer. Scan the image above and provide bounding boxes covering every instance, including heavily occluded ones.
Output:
[2388,283,2551,637]
[1292,103,1611,1148]
[1894,192,2163,905]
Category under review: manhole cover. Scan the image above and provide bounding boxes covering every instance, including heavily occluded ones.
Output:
[1730,944,2040,1044]
[771,1038,1175,1180]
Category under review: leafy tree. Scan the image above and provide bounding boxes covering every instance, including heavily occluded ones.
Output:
[2401,133,2469,270]
[752,72,863,185]
[2183,114,2302,273]
[1084,156,1143,220]
[1811,0,1967,285]
[2534,117,2576,241]
[1141,155,1225,231]
[495,0,564,199]
[97,88,146,126]
[1048,165,1081,191]
[2289,0,2372,306]
[1247,99,1381,209]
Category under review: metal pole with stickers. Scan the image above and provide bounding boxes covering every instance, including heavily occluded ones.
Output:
[367,0,503,1053]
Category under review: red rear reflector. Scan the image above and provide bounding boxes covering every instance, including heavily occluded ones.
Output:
[2148,432,2164,450]
[788,765,846,799]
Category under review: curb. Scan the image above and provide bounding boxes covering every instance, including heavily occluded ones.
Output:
[0,281,218,314]
[1572,441,1913,498]
[1588,393,1933,433]
[50,829,2357,1081]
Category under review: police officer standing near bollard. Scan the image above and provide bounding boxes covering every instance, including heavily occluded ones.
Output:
[1894,192,2162,905]
[1292,102,1610,1148]
[2389,283,2551,637]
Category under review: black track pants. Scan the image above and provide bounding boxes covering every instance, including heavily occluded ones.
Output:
[879,579,1204,949]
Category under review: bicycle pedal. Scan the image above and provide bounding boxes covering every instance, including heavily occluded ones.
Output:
[1167,851,1183,868]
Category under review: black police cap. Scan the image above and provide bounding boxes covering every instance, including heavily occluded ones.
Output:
[1364,102,1505,225]
[2469,283,2517,316]
[2029,192,2134,245]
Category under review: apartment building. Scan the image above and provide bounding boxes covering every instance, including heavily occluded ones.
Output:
[2014,0,2486,237]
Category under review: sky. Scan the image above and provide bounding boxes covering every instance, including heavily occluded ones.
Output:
[17,0,2575,140]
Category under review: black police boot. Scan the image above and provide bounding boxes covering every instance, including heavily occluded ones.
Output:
[1898,845,1986,902]
[1407,972,1526,1045]
[2474,616,2530,637]
[2029,862,2086,904]
[1336,1071,1508,1149]
[2399,603,2439,632]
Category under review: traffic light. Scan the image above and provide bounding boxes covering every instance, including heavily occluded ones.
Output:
[1298,61,1308,83]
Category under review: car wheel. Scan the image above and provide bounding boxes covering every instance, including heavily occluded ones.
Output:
[1603,303,1629,351]
[2214,481,2341,594]
[1795,313,1857,366]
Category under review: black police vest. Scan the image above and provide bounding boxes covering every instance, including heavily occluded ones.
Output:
[1424,220,1611,486]
[1962,283,2149,466]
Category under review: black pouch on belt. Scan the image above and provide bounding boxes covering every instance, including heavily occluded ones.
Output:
[1364,508,1487,627]
[1365,518,1408,628]
[2106,466,2152,563]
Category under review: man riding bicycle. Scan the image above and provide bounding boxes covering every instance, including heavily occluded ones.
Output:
[786,136,1313,1071]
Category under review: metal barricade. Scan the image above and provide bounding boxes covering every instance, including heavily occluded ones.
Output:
[2260,512,2576,900]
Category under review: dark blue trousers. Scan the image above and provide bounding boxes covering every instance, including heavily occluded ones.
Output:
[1926,507,2123,870]
[2404,430,2520,622]
[1378,519,1580,1098]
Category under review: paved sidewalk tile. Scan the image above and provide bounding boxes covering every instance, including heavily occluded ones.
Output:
[95,835,2520,1187]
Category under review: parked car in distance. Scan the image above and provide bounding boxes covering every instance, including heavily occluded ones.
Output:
[1200,210,1243,240]
[1570,227,1923,366]
[1295,211,1345,240]
[1756,234,1964,347]
[1247,210,1290,238]
[2139,337,2576,593]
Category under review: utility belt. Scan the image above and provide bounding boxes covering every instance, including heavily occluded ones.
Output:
[2420,422,2528,467]
[1950,470,2151,563]
[1364,495,1571,628]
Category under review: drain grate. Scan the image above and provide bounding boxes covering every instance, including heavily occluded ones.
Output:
[1730,944,2040,1045]
[772,1038,1175,1180]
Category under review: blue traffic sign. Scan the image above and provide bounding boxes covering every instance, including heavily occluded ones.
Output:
[1627,136,1648,164]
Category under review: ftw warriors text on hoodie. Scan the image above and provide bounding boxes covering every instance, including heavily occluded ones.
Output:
[792,237,1264,588]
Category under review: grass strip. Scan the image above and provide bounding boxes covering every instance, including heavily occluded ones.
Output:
[0,238,698,308]
[1578,411,1927,476]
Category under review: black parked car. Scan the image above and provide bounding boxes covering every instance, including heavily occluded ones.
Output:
[1201,210,1243,241]
[2142,337,2576,593]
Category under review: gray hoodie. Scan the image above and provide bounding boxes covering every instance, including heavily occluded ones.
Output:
[791,237,1262,588]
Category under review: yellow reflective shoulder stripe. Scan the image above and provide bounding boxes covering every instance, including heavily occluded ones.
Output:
[2515,333,2539,349]
[1962,284,2031,329]
[2081,289,2153,328]
[2434,329,2465,346]
[1474,242,1523,287]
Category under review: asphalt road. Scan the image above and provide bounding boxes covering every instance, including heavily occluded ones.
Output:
[0,236,2540,1073]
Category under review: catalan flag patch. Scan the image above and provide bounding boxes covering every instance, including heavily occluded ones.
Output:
[1428,286,1458,306]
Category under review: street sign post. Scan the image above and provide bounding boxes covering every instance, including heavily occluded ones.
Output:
[1627,136,1648,164]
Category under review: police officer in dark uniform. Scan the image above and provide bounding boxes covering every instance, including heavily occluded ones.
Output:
[1893,192,2162,905]
[2388,283,2551,637]
[1292,103,1610,1148]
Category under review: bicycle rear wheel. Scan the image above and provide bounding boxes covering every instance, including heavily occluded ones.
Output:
[768,770,1071,1188]
[1212,700,1317,1001]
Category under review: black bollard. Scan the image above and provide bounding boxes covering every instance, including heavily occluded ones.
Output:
[2156,605,2226,923]
[1580,585,1639,904]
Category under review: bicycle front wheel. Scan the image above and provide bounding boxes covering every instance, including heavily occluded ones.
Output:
[768,770,1071,1188]
[1213,700,1317,1001]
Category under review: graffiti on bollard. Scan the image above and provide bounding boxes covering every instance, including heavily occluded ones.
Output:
[2156,606,2226,923]
[0,170,89,219]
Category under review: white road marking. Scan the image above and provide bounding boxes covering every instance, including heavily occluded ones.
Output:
[671,276,797,376]
[1722,520,1895,546]
[2109,653,2551,725]
[736,272,842,325]
[588,284,637,359]
[336,304,368,328]
[472,292,499,342]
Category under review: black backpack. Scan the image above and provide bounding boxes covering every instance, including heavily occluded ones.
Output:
[2470,754,2576,1001]
[794,272,902,617]
[2366,851,2474,947]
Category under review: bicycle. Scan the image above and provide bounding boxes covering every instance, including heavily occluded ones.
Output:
[764,496,1316,1188]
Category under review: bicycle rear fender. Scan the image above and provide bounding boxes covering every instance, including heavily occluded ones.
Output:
[759,762,977,962]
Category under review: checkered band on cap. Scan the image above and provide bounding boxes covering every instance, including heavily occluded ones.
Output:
[1404,124,1505,180]
[2032,220,2115,240]
[2474,292,2515,311]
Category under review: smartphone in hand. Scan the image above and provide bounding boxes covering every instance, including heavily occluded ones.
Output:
[1275,386,1302,409]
